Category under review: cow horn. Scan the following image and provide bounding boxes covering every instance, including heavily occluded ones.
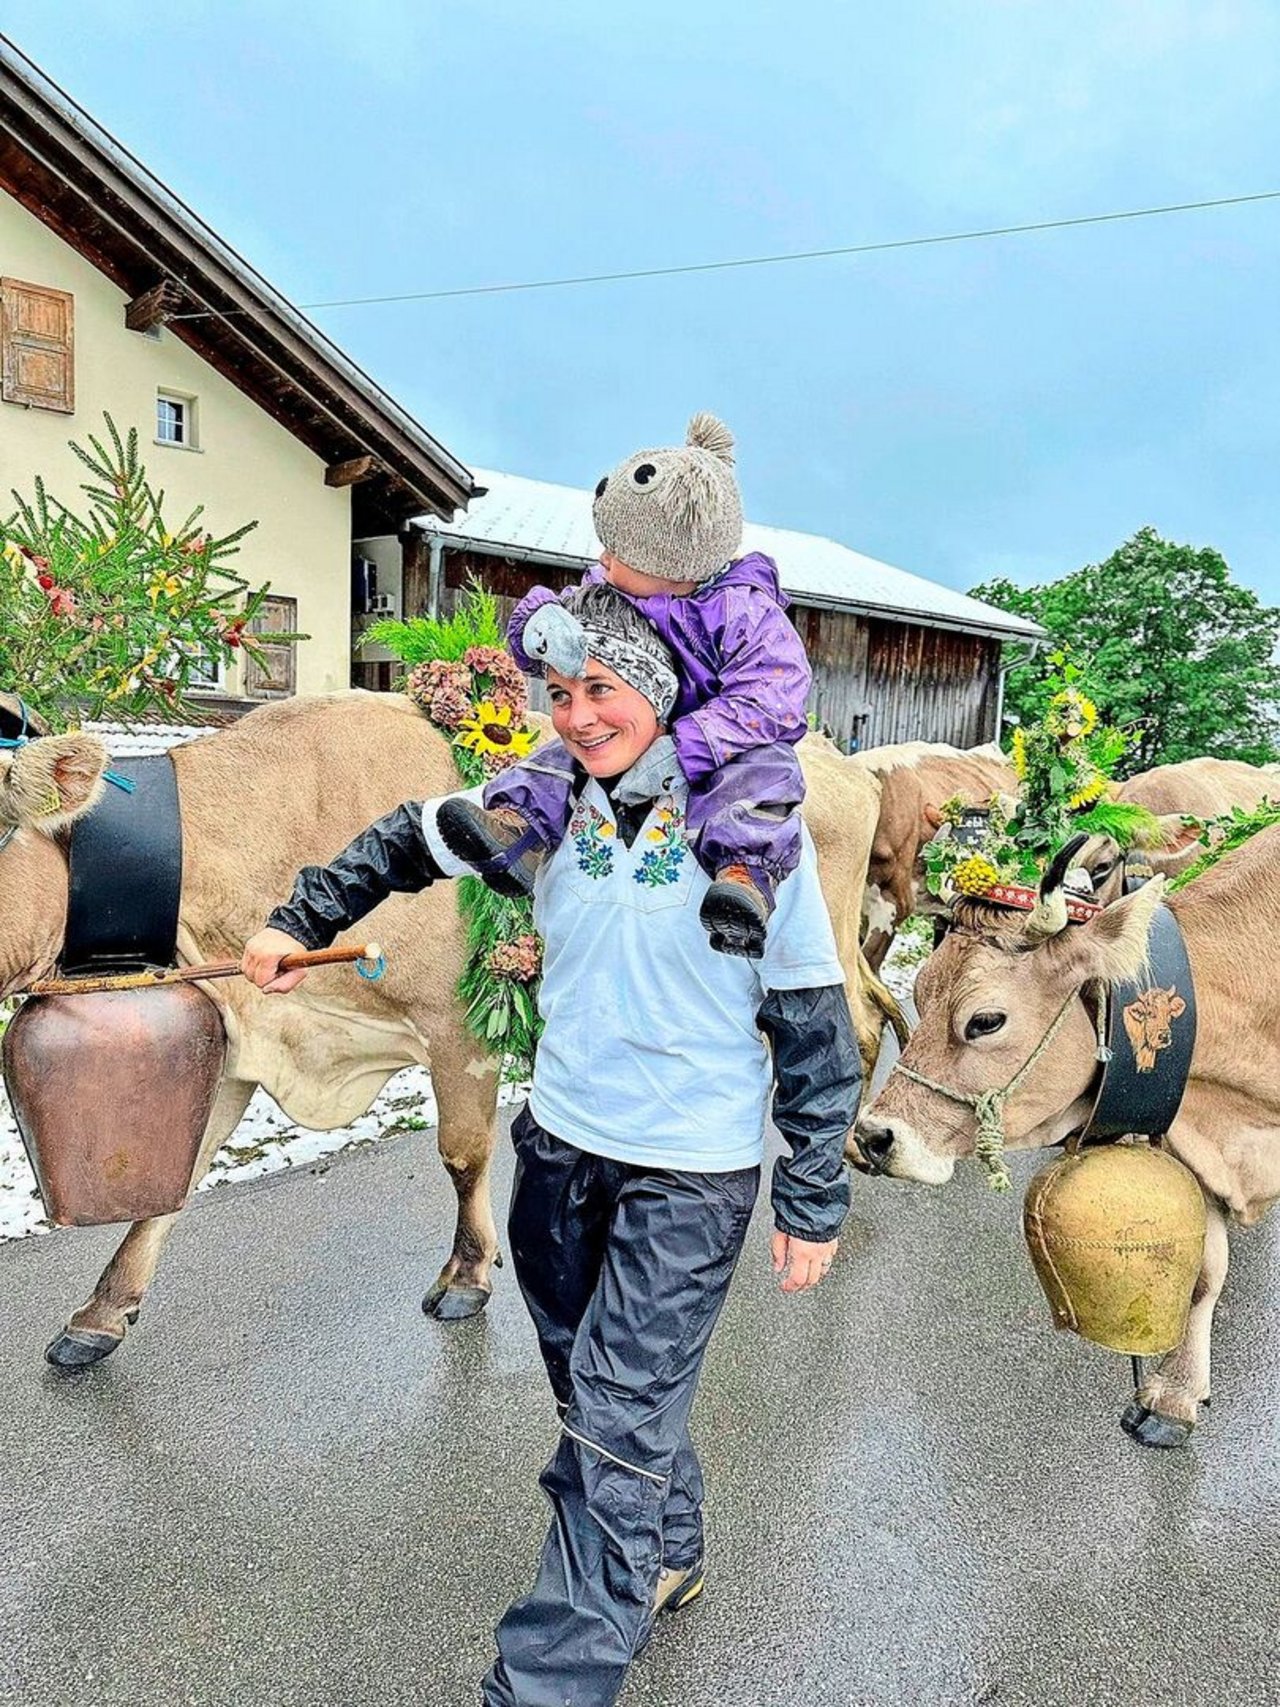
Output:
[1027,832,1091,939]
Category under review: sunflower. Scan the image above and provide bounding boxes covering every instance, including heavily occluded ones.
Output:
[1069,770,1107,810]
[1046,689,1098,740]
[455,700,537,760]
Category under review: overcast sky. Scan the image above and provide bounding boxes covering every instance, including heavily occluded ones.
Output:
[7,2,1280,604]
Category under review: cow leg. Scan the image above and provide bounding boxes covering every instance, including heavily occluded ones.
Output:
[45,1078,258,1371]
[420,1017,502,1323]
[1120,1197,1228,1449]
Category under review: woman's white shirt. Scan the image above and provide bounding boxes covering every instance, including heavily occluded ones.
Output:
[422,779,844,1172]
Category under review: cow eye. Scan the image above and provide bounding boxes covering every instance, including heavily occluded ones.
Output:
[965,1010,1006,1040]
[1092,859,1115,881]
[632,462,657,486]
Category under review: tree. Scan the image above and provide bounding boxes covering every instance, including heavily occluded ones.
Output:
[971,527,1280,774]
[1,414,301,733]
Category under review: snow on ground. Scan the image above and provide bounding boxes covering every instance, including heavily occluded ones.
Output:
[0,1066,528,1244]
[879,924,929,1006]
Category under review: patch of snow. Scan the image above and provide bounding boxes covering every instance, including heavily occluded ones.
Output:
[0,1065,529,1243]
[86,720,220,757]
[880,929,927,1006]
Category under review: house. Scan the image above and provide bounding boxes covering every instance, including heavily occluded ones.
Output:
[356,469,1043,751]
[0,36,474,704]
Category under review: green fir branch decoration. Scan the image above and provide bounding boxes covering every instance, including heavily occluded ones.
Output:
[1,412,303,732]
[362,583,503,665]
[1168,799,1280,892]
[1072,799,1163,849]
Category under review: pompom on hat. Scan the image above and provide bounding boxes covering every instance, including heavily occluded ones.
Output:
[592,412,744,585]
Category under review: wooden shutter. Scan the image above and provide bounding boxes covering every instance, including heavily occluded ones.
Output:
[1,279,74,412]
[243,595,298,698]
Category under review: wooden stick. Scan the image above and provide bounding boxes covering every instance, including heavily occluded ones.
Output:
[25,942,383,999]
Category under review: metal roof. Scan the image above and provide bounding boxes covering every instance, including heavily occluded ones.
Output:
[420,469,1043,642]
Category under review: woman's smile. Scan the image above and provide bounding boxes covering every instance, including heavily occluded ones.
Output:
[546,660,661,778]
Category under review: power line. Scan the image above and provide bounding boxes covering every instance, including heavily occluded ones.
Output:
[169,190,1280,320]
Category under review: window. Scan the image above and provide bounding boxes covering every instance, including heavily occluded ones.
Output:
[185,648,224,692]
[243,595,298,699]
[1,279,74,413]
[156,391,198,448]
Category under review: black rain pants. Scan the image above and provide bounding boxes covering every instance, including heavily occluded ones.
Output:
[481,1105,759,1707]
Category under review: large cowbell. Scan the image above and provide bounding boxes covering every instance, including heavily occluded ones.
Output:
[1082,903,1196,1142]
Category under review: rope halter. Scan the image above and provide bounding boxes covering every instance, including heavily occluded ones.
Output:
[888,988,1108,1192]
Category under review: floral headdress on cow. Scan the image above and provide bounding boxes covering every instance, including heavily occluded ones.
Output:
[924,657,1162,904]
[363,585,543,1079]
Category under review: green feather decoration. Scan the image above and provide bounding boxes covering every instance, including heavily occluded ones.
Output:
[1072,799,1164,850]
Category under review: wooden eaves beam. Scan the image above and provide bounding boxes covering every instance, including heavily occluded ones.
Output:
[325,453,380,488]
[124,278,184,332]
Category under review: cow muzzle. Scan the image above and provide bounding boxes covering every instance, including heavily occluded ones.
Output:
[853,1114,957,1185]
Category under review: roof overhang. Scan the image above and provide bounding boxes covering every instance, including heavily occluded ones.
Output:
[412,523,1047,642]
[0,37,476,534]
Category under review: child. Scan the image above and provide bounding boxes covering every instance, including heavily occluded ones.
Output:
[437,413,812,958]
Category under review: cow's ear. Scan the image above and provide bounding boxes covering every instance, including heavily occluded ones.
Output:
[1046,877,1166,989]
[0,734,108,835]
[1140,814,1202,855]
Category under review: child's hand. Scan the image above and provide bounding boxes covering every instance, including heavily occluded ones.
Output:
[615,735,682,805]
[523,604,588,677]
[241,928,310,994]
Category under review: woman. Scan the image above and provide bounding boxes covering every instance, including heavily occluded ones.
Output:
[242,582,860,1707]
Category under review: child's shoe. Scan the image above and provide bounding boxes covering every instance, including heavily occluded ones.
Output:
[436,799,544,898]
[698,865,774,959]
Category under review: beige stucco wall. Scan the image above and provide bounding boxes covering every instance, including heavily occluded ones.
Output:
[0,191,352,696]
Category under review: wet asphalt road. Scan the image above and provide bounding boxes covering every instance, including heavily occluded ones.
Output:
[1,1110,1277,1707]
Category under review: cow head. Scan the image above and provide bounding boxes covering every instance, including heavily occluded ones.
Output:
[0,733,109,996]
[857,839,1167,1183]
[1122,985,1187,1072]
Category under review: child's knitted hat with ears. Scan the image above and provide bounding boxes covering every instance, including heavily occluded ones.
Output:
[591,412,744,585]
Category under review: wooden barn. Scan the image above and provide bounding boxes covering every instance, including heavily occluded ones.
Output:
[355,470,1042,752]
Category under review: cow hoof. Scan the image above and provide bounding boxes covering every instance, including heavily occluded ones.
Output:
[1120,1400,1193,1449]
[44,1328,123,1371]
[421,1281,491,1322]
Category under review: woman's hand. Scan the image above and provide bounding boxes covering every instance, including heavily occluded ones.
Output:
[771,1230,838,1294]
[241,928,310,994]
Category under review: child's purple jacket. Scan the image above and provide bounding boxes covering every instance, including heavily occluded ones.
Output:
[507,553,812,784]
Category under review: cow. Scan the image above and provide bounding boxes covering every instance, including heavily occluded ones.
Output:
[1082,756,1277,904]
[854,826,1280,1448]
[848,741,1017,970]
[0,691,902,1370]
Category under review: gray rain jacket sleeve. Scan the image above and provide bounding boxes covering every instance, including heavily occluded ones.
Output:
[265,803,445,950]
[756,984,861,1244]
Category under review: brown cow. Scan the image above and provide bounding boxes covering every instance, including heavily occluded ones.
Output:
[849,741,1017,969]
[1082,756,1277,903]
[0,692,899,1369]
[855,828,1280,1448]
